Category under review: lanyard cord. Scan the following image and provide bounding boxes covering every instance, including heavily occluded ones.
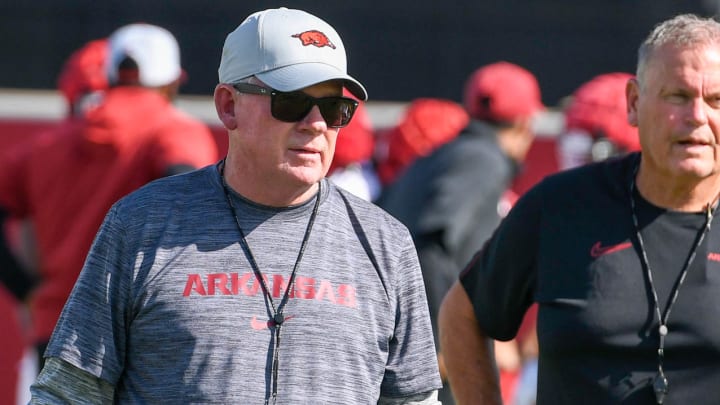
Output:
[220,162,321,404]
[629,162,715,404]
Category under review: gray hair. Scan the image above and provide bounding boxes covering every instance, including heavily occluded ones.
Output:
[637,14,720,85]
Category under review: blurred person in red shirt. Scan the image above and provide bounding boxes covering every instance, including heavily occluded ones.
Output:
[0,36,110,405]
[0,23,218,376]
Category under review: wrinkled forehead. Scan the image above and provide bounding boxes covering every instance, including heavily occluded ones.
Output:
[643,44,720,88]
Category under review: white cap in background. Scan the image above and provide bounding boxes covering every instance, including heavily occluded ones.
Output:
[107,23,182,87]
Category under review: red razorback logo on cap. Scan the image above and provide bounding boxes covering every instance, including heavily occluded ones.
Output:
[291,30,336,49]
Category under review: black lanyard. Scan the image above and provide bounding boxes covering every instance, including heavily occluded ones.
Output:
[629,161,715,404]
[220,162,321,404]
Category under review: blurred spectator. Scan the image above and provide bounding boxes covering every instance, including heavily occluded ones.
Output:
[374,98,469,188]
[558,72,640,170]
[0,22,218,381]
[378,61,543,404]
[0,35,112,405]
[57,38,110,118]
[327,90,381,201]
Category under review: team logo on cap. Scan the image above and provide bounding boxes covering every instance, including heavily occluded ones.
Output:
[291,30,336,49]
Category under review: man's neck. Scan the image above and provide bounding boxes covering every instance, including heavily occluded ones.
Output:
[221,159,320,207]
[636,163,720,212]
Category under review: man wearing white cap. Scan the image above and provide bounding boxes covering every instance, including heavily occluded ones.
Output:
[31,8,441,404]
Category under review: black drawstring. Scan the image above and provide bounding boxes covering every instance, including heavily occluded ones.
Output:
[220,161,321,403]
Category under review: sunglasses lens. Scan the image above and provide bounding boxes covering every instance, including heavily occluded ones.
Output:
[318,98,358,128]
[271,92,358,128]
[271,92,313,123]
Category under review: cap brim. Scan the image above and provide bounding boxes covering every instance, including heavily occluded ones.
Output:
[256,62,367,101]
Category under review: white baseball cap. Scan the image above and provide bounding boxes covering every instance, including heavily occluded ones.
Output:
[218,7,367,100]
[107,23,182,87]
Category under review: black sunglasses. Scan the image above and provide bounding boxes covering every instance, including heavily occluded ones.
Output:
[232,82,359,128]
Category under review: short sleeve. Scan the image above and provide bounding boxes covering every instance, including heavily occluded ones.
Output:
[44,203,133,384]
[460,183,542,341]
[381,231,443,397]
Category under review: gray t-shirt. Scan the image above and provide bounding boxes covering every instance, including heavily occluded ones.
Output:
[37,164,441,403]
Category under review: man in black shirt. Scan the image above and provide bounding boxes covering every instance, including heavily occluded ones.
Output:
[440,13,720,405]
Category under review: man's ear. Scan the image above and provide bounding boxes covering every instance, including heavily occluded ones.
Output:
[214,84,238,130]
[626,78,640,127]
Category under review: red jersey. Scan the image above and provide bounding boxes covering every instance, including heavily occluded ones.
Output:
[0,86,218,343]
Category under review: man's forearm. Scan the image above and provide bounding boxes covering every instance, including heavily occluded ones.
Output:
[439,282,502,405]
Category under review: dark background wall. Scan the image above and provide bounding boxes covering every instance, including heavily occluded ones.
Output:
[0,1,716,106]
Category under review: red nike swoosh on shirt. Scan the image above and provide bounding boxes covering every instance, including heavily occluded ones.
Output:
[590,241,632,258]
[250,315,295,330]
[250,316,271,330]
